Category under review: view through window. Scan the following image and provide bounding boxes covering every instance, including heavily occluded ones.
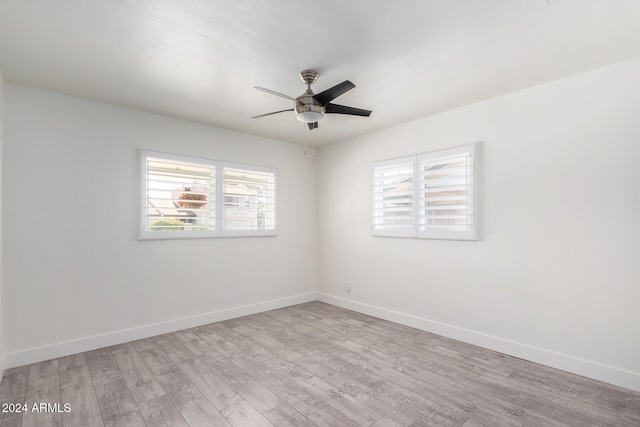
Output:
[140,150,276,239]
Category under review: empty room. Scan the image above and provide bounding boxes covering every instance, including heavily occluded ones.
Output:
[0,1,639,426]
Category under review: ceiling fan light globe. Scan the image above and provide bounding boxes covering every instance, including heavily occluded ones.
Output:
[295,97,324,123]
[296,111,324,123]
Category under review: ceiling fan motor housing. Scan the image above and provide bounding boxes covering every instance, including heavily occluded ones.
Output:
[295,92,324,123]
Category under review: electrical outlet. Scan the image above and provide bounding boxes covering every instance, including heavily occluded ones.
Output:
[344,282,351,292]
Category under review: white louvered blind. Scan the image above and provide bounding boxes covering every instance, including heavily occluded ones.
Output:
[372,143,477,240]
[372,157,415,237]
[417,144,475,240]
[142,153,215,236]
[222,166,276,235]
[139,150,277,240]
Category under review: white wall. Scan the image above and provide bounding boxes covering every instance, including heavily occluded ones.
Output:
[2,85,317,366]
[317,58,640,391]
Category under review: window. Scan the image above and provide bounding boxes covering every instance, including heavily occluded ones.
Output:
[222,165,276,234]
[140,150,276,239]
[373,143,476,240]
[372,156,415,237]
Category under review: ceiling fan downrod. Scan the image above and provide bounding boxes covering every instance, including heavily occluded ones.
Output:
[299,69,319,92]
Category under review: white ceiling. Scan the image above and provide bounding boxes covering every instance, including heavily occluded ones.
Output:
[1,0,640,146]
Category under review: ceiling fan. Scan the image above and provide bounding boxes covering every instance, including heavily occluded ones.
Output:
[252,70,372,130]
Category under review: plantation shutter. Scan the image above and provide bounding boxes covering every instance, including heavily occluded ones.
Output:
[142,153,215,235]
[222,165,276,235]
[416,144,475,240]
[372,156,415,237]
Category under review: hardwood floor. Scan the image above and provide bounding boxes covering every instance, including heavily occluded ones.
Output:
[0,302,638,426]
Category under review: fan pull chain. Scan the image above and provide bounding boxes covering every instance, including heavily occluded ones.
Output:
[303,142,316,163]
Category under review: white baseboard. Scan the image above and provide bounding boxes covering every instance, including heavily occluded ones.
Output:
[4,292,317,370]
[5,292,639,393]
[317,293,640,393]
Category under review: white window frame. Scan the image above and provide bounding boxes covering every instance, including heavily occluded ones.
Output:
[372,156,416,238]
[139,150,277,240]
[372,143,477,241]
[220,161,277,238]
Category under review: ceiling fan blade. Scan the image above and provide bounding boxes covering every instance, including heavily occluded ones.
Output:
[254,86,295,101]
[313,80,355,105]
[307,122,319,130]
[251,108,294,119]
[325,103,372,117]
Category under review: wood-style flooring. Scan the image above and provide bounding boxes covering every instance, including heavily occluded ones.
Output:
[0,302,638,426]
